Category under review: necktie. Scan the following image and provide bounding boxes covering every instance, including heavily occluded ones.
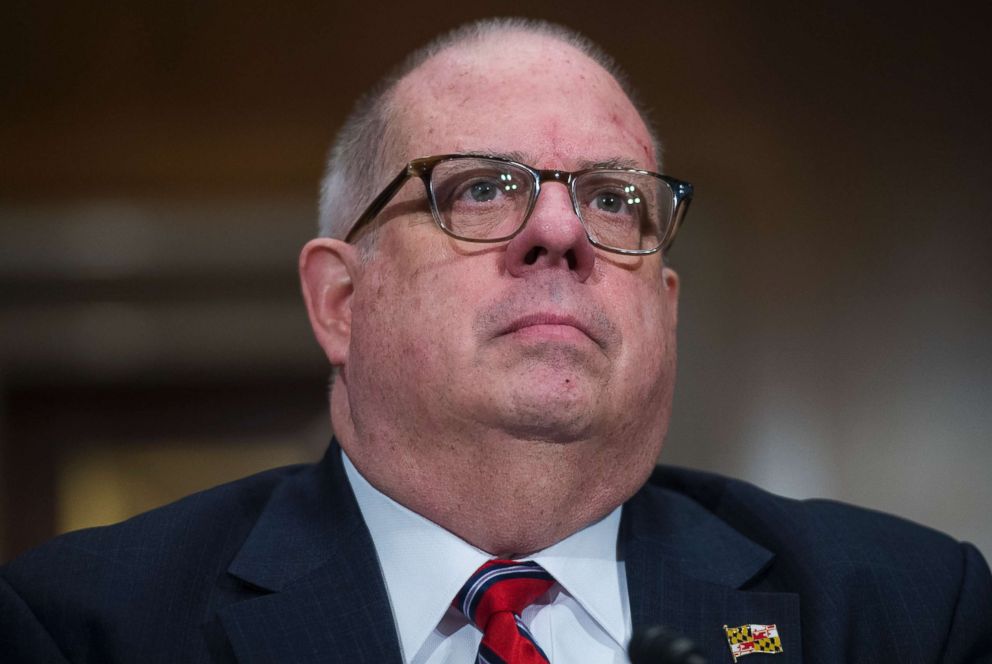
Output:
[453,559,555,664]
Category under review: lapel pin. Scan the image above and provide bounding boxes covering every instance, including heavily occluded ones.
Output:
[723,624,784,661]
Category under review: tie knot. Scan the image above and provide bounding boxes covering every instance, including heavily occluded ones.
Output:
[454,559,555,629]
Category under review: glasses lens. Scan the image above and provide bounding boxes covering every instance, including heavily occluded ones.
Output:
[429,158,534,240]
[573,171,674,251]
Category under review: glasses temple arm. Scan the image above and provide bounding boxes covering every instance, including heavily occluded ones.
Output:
[344,166,416,242]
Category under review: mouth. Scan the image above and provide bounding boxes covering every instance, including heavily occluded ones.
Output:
[499,313,599,346]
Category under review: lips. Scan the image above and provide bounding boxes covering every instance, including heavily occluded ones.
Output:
[499,312,599,346]
[475,274,619,351]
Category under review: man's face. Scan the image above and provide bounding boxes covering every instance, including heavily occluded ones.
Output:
[343,35,678,464]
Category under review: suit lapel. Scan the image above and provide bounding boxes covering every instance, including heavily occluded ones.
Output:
[218,442,403,664]
[624,481,803,663]
[215,446,803,663]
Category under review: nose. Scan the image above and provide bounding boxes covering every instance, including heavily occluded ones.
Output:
[504,180,596,281]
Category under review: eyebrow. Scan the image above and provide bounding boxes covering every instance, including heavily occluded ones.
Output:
[472,150,644,171]
[478,149,530,163]
[578,157,641,170]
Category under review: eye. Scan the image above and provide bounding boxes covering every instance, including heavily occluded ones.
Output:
[468,180,499,203]
[595,192,624,213]
[453,170,522,206]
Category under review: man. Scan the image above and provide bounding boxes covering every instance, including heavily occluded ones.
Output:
[2,18,990,664]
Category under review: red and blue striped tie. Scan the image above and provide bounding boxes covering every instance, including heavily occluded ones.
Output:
[453,559,555,664]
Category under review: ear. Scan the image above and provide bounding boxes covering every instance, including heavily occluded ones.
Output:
[662,266,679,325]
[299,238,360,366]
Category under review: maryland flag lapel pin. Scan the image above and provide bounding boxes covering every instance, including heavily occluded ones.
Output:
[723,624,784,661]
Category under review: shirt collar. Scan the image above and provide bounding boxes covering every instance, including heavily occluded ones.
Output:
[530,506,628,646]
[342,450,628,660]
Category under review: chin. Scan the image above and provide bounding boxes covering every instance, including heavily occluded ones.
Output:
[503,416,595,444]
[469,345,613,440]
[497,381,600,443]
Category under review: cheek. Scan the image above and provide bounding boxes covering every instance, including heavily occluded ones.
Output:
[614,277,675,377]
[356,269,430,364]
[352,253,479,383]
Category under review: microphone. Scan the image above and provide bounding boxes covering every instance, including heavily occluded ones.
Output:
[628,625,707,664]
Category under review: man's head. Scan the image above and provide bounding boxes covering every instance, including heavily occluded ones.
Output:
[300,19,683,556]
[317,18,663,246]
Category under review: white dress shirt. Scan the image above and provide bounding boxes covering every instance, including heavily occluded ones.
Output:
[343,451,632,663]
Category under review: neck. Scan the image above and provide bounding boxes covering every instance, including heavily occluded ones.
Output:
[331,385,664,555]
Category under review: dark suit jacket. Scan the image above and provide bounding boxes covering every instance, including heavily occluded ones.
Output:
[2,441,990,663]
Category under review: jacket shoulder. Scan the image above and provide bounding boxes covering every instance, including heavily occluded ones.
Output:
[649,464,970,565]
[0,463,311,662]
[648,465,992,661]
[6,463,307,573]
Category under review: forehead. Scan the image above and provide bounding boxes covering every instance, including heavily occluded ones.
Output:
[390,34,656,171]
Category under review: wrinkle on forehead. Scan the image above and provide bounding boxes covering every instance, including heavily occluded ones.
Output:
[389,32,657,171]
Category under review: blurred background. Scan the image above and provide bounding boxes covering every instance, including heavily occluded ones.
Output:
[2,1,990,563]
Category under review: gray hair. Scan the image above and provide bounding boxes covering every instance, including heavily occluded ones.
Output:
[316,17,662,244]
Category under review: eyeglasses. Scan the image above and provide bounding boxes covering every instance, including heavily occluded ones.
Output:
[344,154,693,255]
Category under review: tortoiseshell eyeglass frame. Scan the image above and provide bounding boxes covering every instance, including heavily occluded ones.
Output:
[343,154,693,255]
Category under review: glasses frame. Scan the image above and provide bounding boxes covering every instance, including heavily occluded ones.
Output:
[344,154,693,255]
